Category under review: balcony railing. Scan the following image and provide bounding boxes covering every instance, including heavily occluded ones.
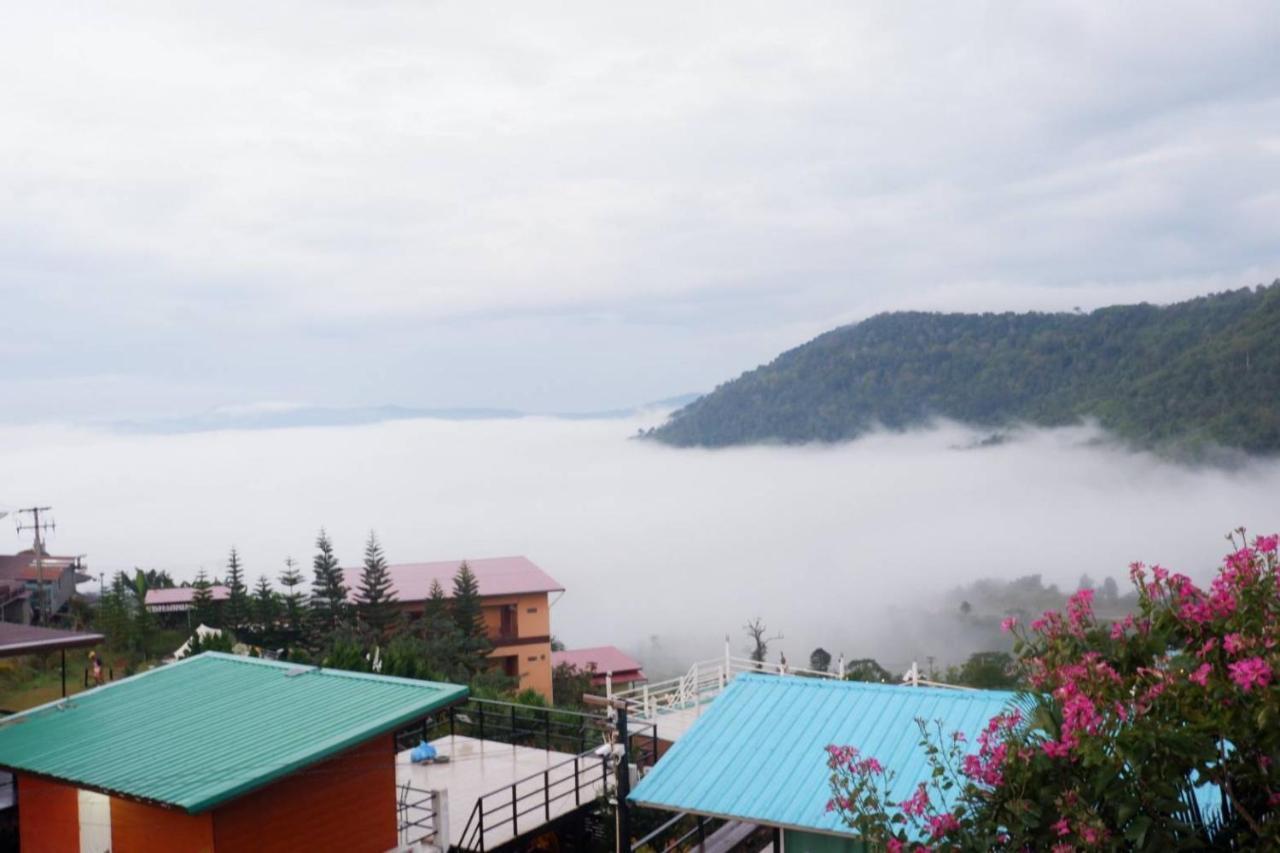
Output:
[397,697,659,764]
[396,781,441,847]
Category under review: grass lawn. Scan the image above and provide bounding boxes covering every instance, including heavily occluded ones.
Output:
[0,667,92,712]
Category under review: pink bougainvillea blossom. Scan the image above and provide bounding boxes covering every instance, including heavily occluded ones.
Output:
[927,813,960,839]
[1188,663,1212,686]
[899,784,930,818]
[1228,657,1273,692]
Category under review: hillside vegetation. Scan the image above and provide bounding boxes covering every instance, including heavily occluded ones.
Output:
[648,283,1280,453]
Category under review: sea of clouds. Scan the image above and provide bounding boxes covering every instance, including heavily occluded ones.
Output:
[2,415,1277,675]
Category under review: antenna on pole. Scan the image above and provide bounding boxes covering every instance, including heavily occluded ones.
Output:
[16,507,55,624]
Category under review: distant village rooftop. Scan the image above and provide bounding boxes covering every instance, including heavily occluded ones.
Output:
[144,585,230,612]
[0,623,104,658]
[341,555,564,601]
[552,646,645,686]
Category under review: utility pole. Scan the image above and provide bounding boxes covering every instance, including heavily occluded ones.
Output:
[16,507,54,625]
[583,694,632,853]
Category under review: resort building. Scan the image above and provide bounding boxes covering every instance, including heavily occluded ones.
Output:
[0,549,90,625]
[343,556,564,701]
[143,584,231,617]
[0,652,466,852]
[552,645,646,691]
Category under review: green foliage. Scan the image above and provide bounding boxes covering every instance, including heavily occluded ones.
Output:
[829,530,1280,849]
[278,557,308,645]
[309,529,349,641]
[223,547,249,632]
[191,569,217,628]
[552,662,595,709]
[844,658,894,683]
[944,651,1018,689]
[649,283,1280,455]
[451,562,492,678]
[186,628,234,656]
[356,532,398,642]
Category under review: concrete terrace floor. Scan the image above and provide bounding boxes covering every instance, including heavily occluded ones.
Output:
[396,735,613,850]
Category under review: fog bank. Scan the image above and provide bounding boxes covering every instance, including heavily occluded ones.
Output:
[2,416,1276,675]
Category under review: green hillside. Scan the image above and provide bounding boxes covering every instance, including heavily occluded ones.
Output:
[648,283,1280,454]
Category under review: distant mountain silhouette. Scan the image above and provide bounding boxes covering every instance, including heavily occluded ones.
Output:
[647,283,1280,455]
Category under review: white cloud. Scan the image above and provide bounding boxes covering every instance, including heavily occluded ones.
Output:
[3,415,1276,669]
[0,2,1277,415]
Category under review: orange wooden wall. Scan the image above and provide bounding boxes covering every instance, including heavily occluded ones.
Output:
[17,735,395,853]
[111,798,214,852]
[212,734,396,853]
[16,773,78,853]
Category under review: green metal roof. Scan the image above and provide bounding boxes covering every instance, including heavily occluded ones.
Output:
[0,652,466,812]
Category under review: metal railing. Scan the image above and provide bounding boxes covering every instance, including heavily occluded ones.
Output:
[611,653,840,720]
[455,749,610,852]
[453,722,659,852]
[397,781,439,847]
[396,698,620,757]
[631,811,732,852]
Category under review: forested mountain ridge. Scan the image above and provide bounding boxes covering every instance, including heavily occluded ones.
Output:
[648,283,1280,453]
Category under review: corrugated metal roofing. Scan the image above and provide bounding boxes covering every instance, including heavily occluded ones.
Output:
[0,652,466,813]
[629,674,1015,837]
[144,585,231,607]
[342,555,564,602]
[551,646,644,677]
[0,623,104,658]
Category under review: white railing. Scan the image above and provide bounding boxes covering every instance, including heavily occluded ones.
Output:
[605,650,973,723]
[609,643,842,720]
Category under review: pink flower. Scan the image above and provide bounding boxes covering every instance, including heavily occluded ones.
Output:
[927,813,960,839]
[1188,663,1212,686]
[855,757,884,775]
[1052,817,1071,837]
[1042,739,1073,759]
[886,840,903,853]
[1224,633,1246,655]
[1001,616,1018,633]
[1067,588,1095,633]
[1228,657,1273,692]
[900,783,930,817]
[1257,534,1279,554]
[1081,825,1102,844]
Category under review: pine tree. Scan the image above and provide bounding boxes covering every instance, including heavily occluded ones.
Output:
[356,532,398,642]
[278,556,308,641]
[450,561,491,677]
[223,548,249,632]
[310,529,349,639]
[253,575,279,633]
[96,571,132,650]
[422,578,463,677]
[191,569,217,628]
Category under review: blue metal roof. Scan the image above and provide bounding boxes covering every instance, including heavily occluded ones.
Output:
[629,674,1017,837]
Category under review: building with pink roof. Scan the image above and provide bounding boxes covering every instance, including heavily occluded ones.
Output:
[344,556,565,701]
[552,646,646,689]
[144,585,231,614]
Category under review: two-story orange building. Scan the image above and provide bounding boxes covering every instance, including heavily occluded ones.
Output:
[344,555,564,701]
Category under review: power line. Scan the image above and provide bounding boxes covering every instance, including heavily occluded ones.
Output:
[15,506,55,624]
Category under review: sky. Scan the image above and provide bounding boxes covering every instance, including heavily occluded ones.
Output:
[2,2,1279,421]
[3,415,1278,669]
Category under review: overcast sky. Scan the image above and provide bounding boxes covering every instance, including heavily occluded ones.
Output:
[3,2,1278,421]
